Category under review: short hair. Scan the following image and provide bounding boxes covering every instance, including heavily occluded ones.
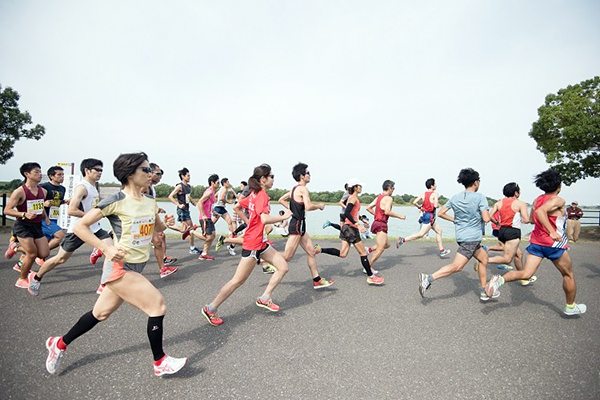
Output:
[292,162,309,182]
[80,158,103,177]
[47,166,64,178]
[503,182,520,197]
[240,181,248,186]
[382,180,395,191]
[221,177,229,185]
[457,168,480,188]
[279,210,285,215]
[534,169,561,193]
[20,162,41,178]
[149,162,159,170]
[178,167,189,180]
[113,152,148,185]
[208,174,219,185]
[425,178,435,189]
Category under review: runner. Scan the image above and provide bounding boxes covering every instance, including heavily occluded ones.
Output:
[365,180,406,268]
[202,164,292,326]
[39,166,67,253]
[167,168,199,254]
[418,168,492,301]
[28,159,112,296]
[315,179,385,285]
[486,182,529,277]
[147,163,178,278]
[188,174,219,260]
[212,177,236,236]
[278,163,333,289]
[44,152,187,376]
[3,162,50,288]
[486,169,587,315]
[397,178,450,258]
[322,183,349,231]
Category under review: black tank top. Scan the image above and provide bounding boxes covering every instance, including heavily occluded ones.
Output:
[290,186,305,220]
[176,183,191,208]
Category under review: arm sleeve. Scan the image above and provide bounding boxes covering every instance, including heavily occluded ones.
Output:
[344,202,357,224]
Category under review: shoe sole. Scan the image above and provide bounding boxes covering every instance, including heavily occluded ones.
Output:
[313,281,334,289]
[155,358,188,377]
[160,269,178,278]
[45,337,62,374]
[367,280,384,285]
[201,309,223,326]
[255,301,279,312]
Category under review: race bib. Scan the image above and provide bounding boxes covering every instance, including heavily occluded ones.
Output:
[49,206,61,220]
[131,216,155,247]
[93,197,100,207]
[27,199,44,215]
[185,194,191,204]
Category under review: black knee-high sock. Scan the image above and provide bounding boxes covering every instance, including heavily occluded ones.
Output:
[360,256,373,276]
[321,248,341,257]
[63,311,100,346]
[147,316,165,362]
[233,223,247,235]
[330,223,341,231]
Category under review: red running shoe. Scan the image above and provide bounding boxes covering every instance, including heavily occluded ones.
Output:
[90,248,103,266]
[5,241,18,259]
[256,298,280,312]
[202,306,223,326]
[198,254,215,260]
[159,266,179,278]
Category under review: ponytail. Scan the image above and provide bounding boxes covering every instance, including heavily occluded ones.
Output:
[248,164,271,193]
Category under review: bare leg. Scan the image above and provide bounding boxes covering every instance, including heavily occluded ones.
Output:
[488,239,519,265]
[299,235,320,279]
[369,232,390,267]
[209,257,259,309]
[259,247,289,298]
[551,251,577,304]
[404,224,430,242]
[431,223,444,251]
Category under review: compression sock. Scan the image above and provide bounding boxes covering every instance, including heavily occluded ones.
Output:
[360,256,373,276]
[62,311,101,346]
[147,316,166,362]
[320,248,341,257]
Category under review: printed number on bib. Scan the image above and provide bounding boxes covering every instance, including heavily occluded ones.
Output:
[27,199,44,215]
[131,216,155,247]
[185,194,191,204]
[49,206,60,220]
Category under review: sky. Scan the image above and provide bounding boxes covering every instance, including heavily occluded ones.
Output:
[1,0,599,205]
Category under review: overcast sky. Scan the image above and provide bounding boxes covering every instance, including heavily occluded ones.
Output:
[1,0,599,205]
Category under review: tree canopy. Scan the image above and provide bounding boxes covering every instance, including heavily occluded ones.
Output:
[0,85,46,164]
[529,76,600,185]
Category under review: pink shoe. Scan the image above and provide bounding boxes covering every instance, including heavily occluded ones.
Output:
[5,241,18,259]
[367,274,385,285]
[256,298,280,312]
[198,254,215,261]
[159,266,179,278]
[15,278,29,289]
[35,257,45,267]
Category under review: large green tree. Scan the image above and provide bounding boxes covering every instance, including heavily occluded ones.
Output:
[529,76,600,185]
[0,85,46,164]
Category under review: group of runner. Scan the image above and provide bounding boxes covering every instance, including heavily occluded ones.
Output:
[3,158,587,378]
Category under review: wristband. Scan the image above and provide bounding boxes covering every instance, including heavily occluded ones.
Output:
[21,212,26,220]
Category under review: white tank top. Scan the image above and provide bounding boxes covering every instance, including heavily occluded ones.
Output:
[68,180,101,233]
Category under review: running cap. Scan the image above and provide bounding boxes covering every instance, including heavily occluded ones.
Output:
[572,201,578,205]
[346,178,364,188]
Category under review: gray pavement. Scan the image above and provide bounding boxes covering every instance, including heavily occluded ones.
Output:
[1,234,599,399]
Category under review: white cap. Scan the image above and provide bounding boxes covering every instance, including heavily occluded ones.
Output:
[346,178,365,188]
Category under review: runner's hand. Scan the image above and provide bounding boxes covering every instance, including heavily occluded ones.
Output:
[25,212,36,220]
[178,204,185,209]
[358,224,366,233]
[164,214,175,227]
[550,231,562,242]
[105,246,126,262]
[44,200,52,207]
[282,209,292,220]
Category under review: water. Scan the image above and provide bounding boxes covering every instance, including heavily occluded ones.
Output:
[100,202,531,239]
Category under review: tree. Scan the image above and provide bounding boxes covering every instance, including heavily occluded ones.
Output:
[529,76,600,185]
[0,85,46,164]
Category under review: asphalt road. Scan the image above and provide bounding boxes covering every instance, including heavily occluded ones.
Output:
[1,234,598,399]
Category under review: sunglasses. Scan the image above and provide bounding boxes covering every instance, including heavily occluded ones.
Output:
[304,171,311,175]
[92,167,103,172]
[269,174,275,179]
[154,171,163,176]
[140,166,153,173]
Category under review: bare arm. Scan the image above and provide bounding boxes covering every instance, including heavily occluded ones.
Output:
[73,209,123,262]
[535,197,565,241]
[481,209,491,223]
[366,198,377,216]
[197,191,211,219]
[438,205,454,223]
[519,201,530,224]
[168,185,182,207]
[67,185,88,218]
[489,201,501,225]
[278,191,291,210]
[4,188,27,219]
[233,203,249,224]
[412,194,424,209]
[382,196,406,220]
[261,209,292,225]
[300,187,324,211]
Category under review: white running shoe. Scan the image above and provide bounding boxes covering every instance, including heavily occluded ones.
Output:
[45,336,65,374]
[29,276,41,296]
[154,355,188,377]
[563,303,587,316]
[227,245,236,256]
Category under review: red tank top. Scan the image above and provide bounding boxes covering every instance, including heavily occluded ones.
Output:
[374,194,389,223]
[498,198,521,228]
[345,196,361,228]
[530,194,568,248]
[17,184,45,223]
[422,191,435,212]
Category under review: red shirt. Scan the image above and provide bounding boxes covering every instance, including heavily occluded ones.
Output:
[374,194,389,223]
[239,190,270,250]
[422,191,435,213]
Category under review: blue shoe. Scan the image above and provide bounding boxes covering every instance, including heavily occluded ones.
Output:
[322,220,331,229]
[498,264,513,271]
[189,247,202,255]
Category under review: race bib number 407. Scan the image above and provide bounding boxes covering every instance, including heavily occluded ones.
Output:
[131,216,155,247]
[27,199,44,215]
